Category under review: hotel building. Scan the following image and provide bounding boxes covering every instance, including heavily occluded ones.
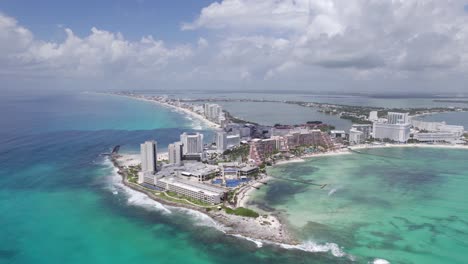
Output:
[216,131,227,152]
[139,140,157,183]
[349,128,364,145]
[351,124,372,139]
[180,132,204,156]
[155,177,226,204]
[168,141,183,166]
[373,112,411,143]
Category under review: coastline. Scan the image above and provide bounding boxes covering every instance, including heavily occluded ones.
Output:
[110,154,298,245]
[108,93,221,129]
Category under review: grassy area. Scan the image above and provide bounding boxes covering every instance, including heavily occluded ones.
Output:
[125,166,139,183]
[165,191,213,207]
[223,206,259,218]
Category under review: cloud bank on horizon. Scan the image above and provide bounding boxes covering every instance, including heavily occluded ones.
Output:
[1,0,468,93]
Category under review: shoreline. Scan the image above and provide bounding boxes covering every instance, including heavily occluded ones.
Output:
[108,93,221,129]
[110,154,298,246]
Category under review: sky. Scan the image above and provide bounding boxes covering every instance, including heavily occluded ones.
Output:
[1,0,468,94]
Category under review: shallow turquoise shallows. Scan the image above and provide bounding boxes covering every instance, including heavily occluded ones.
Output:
[249,147,468,263]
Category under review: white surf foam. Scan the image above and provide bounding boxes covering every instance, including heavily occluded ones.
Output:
[371,259,390,264]
[102,158,172,214]
[231,234,264,248]
[172,207,227,233]
[278,240,349,258]
[225,234,354,260]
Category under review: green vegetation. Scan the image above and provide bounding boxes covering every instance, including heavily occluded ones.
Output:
[223,206,259,218]
[224,111,258,125]
[223,144,250,162]
[165,191,213,207]
[464,133,468,139]
[125,165,139,183]
[227,190,236,201]
[340,114,372,124]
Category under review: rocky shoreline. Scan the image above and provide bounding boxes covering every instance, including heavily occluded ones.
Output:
[110,154,298,245]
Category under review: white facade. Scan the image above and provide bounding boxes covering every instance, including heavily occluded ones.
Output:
[155,177,225,204]
[349,128,364,145]
[168,141,183,166]
[180,132,204,155]
[351,124,372,139]
[216,131,227,152]
[438,124,464,137]
[373,123,411,143]
[369,111,379,122]
[330,130,346,139]
[413,132,458,143]
[203,103,223,123]
[387,112,409,125]
[227,134,241,148]
[140,141,157,183]
[410,119,445,131]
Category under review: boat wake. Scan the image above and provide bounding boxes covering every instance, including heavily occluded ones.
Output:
[328,186,341,197]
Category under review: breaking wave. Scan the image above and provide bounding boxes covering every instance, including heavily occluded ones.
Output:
[278,240,352,259]
[172,207,227,232]
[231,234,263,248]
[103,158,171,214]
[227,234,354,260]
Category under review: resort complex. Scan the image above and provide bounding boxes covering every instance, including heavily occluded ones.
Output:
[112,92,468,208]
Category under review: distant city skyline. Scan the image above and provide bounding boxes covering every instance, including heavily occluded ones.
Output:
[1,0,468,93]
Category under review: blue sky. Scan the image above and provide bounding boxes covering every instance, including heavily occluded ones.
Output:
[0,0,212,43]
[1,0,468,93]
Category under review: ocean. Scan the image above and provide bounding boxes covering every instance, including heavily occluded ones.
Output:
[0,92,349,264]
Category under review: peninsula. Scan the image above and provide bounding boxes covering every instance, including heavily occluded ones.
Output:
[106,91,468,246]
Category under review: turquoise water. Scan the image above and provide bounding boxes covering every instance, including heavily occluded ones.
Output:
[0,92,350,264]
[250,148,468,263]
[2,92,467,264]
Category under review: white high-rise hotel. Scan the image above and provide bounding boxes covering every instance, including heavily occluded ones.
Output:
[373,112,411,143]
[139,140,157,183]
[180,132,204,155]
[216,131,227,152]
[168,141,183,165]
[203,103,222,123]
